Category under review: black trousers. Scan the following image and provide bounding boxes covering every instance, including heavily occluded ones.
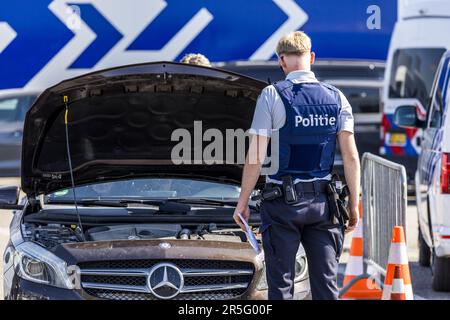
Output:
[260,191,345,300]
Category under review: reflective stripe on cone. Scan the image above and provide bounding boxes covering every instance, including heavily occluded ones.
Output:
[382,226,414,300]
[390,266,407,300]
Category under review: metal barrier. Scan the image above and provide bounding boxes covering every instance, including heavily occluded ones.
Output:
[339,152,407,297]
[362,152,407,273]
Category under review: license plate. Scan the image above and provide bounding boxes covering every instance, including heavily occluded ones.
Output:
[387,133,407,146]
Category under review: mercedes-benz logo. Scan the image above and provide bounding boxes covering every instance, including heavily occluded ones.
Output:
[159,242,171,249]
[147,263,184,299]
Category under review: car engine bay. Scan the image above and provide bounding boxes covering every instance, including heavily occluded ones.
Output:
[21,222,250,249]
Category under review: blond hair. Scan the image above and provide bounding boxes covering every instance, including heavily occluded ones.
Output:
[276,31,312,57]
[179,53,211,67]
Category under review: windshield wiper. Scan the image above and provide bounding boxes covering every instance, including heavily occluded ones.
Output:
[116,197,239,207]
[79,197,238,207]
[167,198,258,209]
[46,199,128,207]
[47,197,250,209]
[46,198,192,213]
[170,198,238,207]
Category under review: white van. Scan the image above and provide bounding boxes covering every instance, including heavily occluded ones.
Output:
[395,50,450,291]
[381,0,450,183]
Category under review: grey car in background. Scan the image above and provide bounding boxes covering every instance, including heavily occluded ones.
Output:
[0,90,40,177]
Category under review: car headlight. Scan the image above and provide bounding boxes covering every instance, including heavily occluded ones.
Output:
[13,241,79,289]
[256,250,308,291]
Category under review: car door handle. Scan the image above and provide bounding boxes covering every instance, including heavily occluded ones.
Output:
[416,136,422,147]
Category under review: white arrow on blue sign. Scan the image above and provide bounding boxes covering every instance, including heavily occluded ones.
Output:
[0,0,397,90]
[0,22,17,54]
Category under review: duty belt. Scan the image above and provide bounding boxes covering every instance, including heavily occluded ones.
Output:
[253,180,329,202]
[266,180,328,195]
[253,176,349,228]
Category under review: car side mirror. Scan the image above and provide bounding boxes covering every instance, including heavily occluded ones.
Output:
[394,105,426,129]
[0,186,22,210]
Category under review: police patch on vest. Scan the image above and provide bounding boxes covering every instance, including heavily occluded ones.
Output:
[295,114,337,127]
[291,104,339,133]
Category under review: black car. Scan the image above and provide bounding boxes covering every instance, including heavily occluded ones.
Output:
[0,90,40,177]
[0,62,310,300]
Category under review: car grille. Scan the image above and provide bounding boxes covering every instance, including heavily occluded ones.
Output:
[78,259,255,300]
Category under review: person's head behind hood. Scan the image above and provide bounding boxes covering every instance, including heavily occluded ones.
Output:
[179,53,211,67]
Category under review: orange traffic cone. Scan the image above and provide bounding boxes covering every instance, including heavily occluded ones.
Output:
[382,226,413,300]
[390,265,407,300]
[341,201,382,299]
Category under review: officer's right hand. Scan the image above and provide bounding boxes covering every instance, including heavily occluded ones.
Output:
[233,205,251,232]
[346,205,359,233]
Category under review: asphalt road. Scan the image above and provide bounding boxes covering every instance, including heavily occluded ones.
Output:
[0,177,449,300]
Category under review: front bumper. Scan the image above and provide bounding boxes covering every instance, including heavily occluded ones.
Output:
[5,276,310,300]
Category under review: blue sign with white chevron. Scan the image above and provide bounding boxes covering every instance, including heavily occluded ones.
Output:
[0,0,397,90]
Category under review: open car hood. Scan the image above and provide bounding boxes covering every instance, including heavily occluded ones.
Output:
[21,62,266,197]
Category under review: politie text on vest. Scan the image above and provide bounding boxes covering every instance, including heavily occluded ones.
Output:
[294,114,337,127]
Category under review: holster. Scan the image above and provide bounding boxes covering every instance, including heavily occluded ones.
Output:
[251,185,282,202]
[326,182,350,228]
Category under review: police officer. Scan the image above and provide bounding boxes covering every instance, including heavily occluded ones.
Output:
[233,31,360,300]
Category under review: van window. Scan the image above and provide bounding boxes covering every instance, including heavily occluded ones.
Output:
[429,59,450,128]
[388,48,445,107]
[429,93,443,128]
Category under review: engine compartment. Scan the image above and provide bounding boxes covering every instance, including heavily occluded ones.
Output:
[22,222,248,249]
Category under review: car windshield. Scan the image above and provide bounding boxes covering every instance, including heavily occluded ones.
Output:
[0,95,37,123]
[45,178,241,202]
